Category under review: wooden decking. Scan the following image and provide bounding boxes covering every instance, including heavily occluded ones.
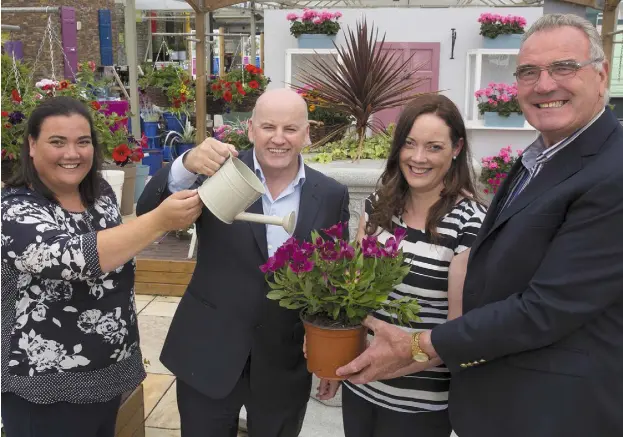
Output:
[135,232,196,297]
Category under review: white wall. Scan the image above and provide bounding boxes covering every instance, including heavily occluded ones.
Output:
[264,6,543,160]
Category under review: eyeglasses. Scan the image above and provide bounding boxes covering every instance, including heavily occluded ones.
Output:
[514,58,604,85]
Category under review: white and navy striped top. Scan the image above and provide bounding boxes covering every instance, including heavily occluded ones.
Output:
[343,193,486,413]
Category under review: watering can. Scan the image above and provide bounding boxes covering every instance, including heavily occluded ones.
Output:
[197,154,296,234]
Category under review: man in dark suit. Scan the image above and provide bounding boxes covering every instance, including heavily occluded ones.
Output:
[136,88,350,437]
[335,14,623,437]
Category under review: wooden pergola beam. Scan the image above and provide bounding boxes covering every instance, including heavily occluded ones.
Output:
[188,0,248,143]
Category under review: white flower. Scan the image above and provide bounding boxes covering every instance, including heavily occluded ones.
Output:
[35,79,59,89]
[19,331,67,372]
[14,242,61,274]
[95,311,128,345]
[77,309,102,334]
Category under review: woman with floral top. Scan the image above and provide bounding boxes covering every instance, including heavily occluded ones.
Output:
[1,96,202,437]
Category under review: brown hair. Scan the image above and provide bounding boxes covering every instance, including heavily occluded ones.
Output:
[6,96,103,206]
[366,94,480,238]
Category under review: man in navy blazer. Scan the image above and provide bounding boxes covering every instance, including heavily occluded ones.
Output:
[336,14,623,437]
[137,88,350,437]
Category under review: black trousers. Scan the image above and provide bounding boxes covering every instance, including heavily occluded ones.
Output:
[177,360,307,437]
[1,392,121,437]
[342,385,452,437]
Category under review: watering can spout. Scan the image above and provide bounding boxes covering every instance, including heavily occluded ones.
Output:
[234,211,296,235]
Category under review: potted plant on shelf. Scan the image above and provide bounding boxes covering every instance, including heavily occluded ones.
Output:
[475,82,525,128]
[261,223,420,380]
[290,18,430,161]
[479,145,522,202]
[287,9,342,49]
[206,64,270,114]
[478,13,527,49]
[213,119,254,151]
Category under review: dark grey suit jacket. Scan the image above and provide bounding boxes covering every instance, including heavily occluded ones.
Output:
[432,108,623,437]
[136,149,350,407]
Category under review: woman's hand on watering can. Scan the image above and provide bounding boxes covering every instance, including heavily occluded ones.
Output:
[154,190,203,232]
[183,137,239,176]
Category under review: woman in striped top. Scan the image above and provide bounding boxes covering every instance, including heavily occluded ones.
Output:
[339,95,486,436]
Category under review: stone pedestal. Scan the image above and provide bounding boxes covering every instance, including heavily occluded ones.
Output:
[306,158,385,240]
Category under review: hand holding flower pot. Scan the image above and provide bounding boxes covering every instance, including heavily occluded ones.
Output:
[261,223,420,379]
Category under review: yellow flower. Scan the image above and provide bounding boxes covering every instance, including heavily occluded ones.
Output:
[181,84,188,93]
[309,104,316,112]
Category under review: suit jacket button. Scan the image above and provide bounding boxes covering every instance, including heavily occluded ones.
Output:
[255,324,262,329]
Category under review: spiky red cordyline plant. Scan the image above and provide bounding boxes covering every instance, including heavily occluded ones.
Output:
[292,19,431,160]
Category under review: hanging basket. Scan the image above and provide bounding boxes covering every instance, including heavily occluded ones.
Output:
[144,86,170,108]
[206,94,259,114]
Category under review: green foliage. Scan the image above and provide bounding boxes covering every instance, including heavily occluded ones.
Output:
[309,124,394,163]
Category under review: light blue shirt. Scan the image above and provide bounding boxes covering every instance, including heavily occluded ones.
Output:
[167,150,306,256]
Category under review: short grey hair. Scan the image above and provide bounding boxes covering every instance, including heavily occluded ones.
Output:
[522,14,605,70]
[522,13,609,103]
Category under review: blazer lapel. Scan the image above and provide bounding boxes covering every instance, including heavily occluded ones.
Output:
[293,167,322,241]
[483,139,583,243]
[240,151,269,260]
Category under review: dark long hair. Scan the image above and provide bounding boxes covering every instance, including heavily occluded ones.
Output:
[367,94,480,238]
[6,96,103,206]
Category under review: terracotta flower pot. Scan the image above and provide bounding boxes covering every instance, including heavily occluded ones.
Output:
[302,315,367,380]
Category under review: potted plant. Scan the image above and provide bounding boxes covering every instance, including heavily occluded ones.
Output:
[287,9,342,49]
[139,64,195,119]
[109,131,145,215]
[298,84,350,146]
[164,118,196,160]
[307,124,394,163]
[290,18,430,160]
[479,145,522,201]
[207,64,270,114]
[0,58,123,182]
[260,222,420,379]
[478,13,527,48]
[213,119,254,151]
[475,82,525,128]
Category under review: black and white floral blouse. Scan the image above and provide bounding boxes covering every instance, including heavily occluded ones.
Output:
[1,181,146,404]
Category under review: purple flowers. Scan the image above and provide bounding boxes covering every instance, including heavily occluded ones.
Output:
[260,223,405,274]
[8,111,25,125]
[324,222,344,240]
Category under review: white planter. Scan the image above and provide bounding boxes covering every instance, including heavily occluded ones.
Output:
[101,170,125,208]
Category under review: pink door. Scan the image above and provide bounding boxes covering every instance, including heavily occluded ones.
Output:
[374,42,440,130]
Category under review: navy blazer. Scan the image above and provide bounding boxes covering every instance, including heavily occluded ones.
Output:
[136,150,350,407]
[432,109,623,437]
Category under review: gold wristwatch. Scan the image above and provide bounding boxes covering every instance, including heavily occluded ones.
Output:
[411,331,431,363]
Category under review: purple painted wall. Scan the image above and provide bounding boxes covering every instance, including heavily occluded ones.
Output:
[60,6,78,79]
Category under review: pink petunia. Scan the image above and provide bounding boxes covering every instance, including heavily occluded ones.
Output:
[286,12,298,21]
